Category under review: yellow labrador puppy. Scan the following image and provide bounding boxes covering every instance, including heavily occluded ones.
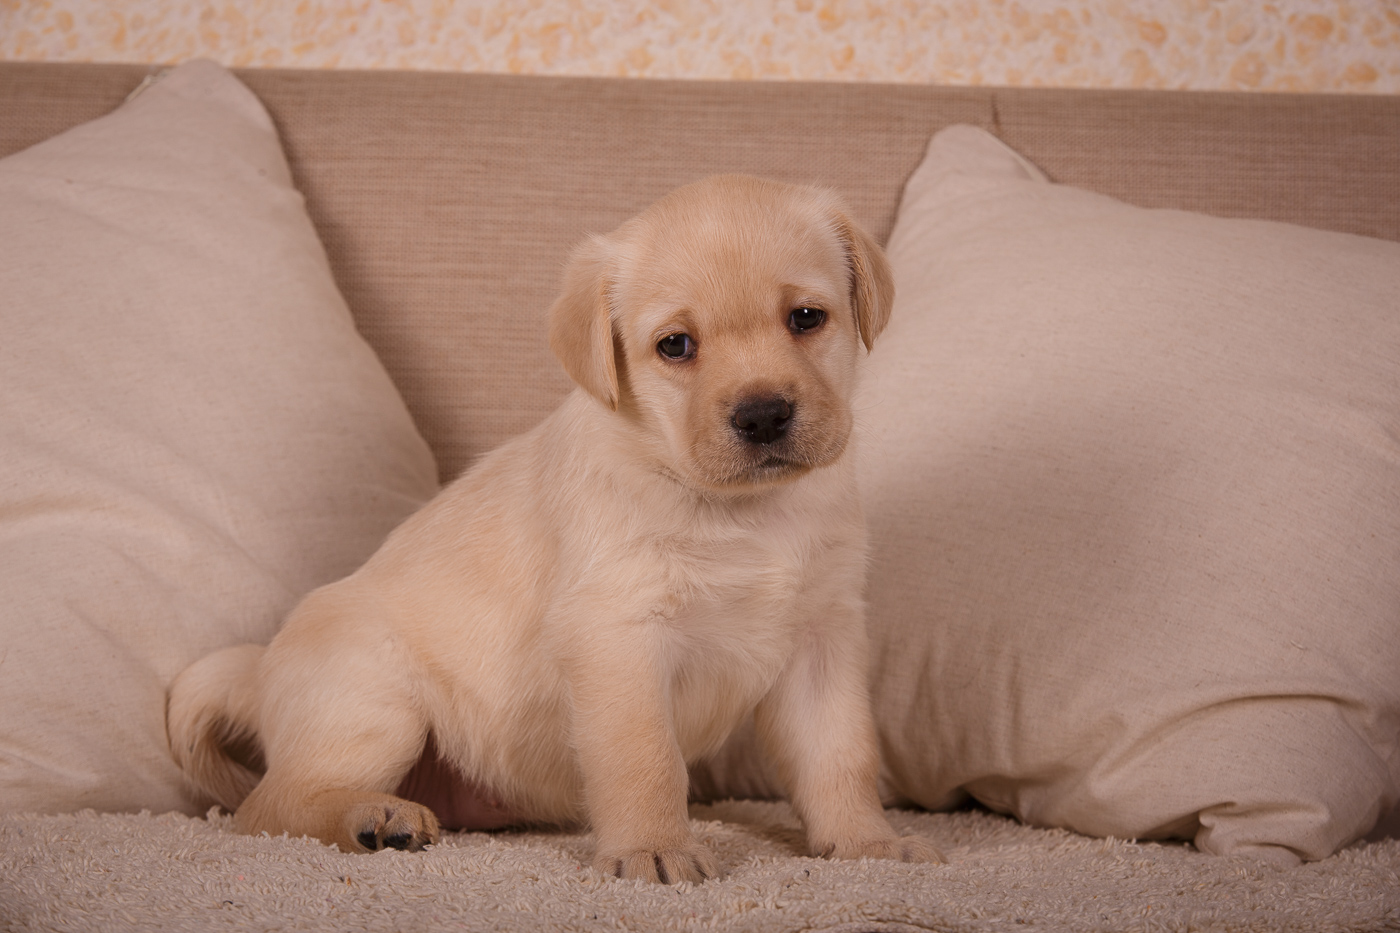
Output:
[167,175,940,883]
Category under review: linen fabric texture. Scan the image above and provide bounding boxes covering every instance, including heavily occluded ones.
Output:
[0,60,438,816]
[853,125,1400,865]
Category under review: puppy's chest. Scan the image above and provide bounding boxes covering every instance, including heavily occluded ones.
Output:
[647,510,826,642]
[645,515,832,757]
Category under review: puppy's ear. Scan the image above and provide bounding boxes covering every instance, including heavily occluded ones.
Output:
[549,235,620,411]
[835,214,895,352]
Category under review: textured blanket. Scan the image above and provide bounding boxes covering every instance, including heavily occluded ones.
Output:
[2,800,1397,932]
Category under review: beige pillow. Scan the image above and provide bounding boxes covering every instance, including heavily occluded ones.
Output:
[0,61,439,816]
[856,125,1400,865]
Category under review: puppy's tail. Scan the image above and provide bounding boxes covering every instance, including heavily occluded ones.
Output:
[166,644,266,811]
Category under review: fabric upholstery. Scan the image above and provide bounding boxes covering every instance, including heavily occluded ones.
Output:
[856,125,1400,864]
[0,60,438,815]
[8,63,1396,480]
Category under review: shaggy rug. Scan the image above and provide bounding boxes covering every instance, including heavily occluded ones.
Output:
[2,800,1397,932]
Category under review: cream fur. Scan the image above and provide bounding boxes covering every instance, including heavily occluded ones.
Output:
[167,174,939,883]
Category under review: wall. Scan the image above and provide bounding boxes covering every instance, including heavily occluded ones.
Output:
[3,0,1397,92]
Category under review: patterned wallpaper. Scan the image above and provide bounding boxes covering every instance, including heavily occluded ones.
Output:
[3,0,1398,93]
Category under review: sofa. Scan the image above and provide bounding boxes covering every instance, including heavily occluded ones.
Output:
[1,59,1398,932]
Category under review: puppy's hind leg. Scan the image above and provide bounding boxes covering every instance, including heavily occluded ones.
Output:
[234,590,440,854]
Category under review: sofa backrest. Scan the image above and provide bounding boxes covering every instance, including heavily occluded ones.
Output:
[5,62,1398,482]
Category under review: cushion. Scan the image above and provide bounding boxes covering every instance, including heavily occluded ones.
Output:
[694,125,1400,866]
[0,60,439,816]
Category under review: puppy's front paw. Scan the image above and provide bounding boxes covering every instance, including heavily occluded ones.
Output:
[347,798,440,853]
[594,843,719,884]
[818,832,944,864]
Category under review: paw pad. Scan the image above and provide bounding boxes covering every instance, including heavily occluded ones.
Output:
[349,801,439,853]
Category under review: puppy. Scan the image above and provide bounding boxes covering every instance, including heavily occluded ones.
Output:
[167,175,940,882]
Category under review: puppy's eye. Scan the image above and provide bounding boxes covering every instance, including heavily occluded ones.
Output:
[657,333,695,361]
[789,307,826,333]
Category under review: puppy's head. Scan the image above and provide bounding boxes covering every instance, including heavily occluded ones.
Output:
[549,175,893,493]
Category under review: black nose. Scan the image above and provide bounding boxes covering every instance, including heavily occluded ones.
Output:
[732,396,793,445]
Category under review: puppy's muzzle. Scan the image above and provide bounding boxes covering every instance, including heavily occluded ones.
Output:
[732,395,793,446]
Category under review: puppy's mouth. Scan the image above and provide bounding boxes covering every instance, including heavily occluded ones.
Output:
[752,455,806,477]
[689,435,841,491]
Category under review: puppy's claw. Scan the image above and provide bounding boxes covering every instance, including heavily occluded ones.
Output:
[818,833,944,864]
[896,834,945,864]
[595,843,718,884]
[347,800,439,853]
